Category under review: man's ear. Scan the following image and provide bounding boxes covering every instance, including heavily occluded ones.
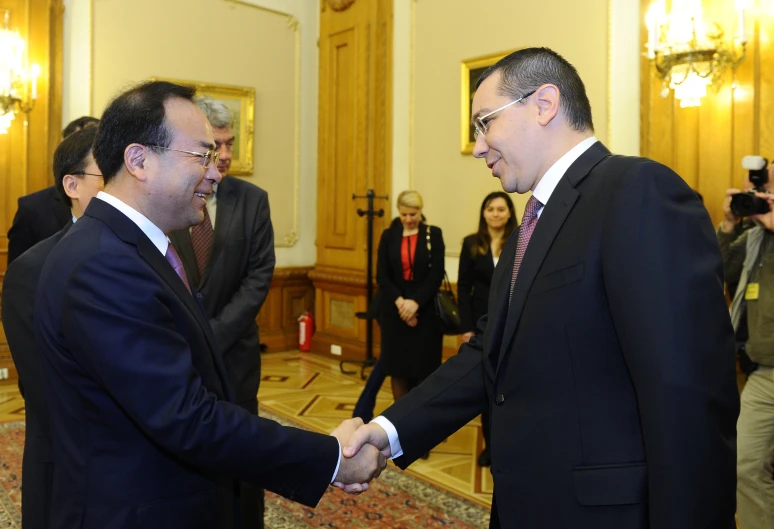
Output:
[62,174,80,200]
[534,84,560,127]
[124,144,149,182]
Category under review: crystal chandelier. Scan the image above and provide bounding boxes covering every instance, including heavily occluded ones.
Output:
[0,10,40,134]
[645,0,747,108]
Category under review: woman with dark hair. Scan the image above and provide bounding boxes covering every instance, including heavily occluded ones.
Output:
[376,191,445,433]
[457,191,517,466]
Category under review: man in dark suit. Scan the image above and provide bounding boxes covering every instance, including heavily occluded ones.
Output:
[169,96,274,529]
[342,48,739,528]
[6,116,99,265]
[34,81,384,529]
[2,126,103,529]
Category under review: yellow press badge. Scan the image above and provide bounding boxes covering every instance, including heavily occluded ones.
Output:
[746,283,760,301]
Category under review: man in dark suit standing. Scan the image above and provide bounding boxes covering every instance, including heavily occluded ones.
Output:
[342,48,739,528]
[170,96,274,529]
[2,126,103,529]
[34,81,384,529]
[6,116,99,265]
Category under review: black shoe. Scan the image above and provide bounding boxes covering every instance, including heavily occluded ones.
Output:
[420,452,430,460]
[477,447,491,467]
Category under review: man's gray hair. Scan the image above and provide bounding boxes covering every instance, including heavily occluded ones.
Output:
[194,95,235,129]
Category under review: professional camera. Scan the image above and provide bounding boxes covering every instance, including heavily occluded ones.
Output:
[730,156,770,217]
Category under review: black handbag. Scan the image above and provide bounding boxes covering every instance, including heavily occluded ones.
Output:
[425,225,461,335]
[435,272,462,335]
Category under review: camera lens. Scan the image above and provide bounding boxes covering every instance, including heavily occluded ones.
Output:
[731,192,771,217]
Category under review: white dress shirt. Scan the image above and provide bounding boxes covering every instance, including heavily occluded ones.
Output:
[372,136,599,459]
[95,191,169,255]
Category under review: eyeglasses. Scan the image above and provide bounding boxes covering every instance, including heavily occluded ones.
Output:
[73,172,103,178]
[473,90,536,139]
[148,145,220,168]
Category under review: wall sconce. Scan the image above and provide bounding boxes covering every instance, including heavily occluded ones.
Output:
[0,10,40,134]
[646,0,747,108]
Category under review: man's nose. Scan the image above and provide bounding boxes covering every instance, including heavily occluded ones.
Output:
[472,134,489,158]
[206,161,222,183]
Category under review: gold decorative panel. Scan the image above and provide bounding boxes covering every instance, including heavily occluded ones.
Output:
[312,0,392,358]
[329,299,355,329]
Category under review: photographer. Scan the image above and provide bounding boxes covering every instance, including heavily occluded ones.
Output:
[718,158,774,529]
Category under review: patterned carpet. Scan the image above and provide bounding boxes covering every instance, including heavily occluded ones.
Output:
[0,412,489,529]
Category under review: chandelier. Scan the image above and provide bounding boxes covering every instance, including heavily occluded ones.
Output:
[645,0,747,108]
[0,10,39,134]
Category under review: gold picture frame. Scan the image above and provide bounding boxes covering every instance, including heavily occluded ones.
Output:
[460,50,514,154]
[151,77,255,175]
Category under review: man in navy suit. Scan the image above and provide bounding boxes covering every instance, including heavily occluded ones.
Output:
[2,126,103,529]
[6,116,99,266]
[34,81,384,529]
[342,48,739,528]
[170,96,275,529]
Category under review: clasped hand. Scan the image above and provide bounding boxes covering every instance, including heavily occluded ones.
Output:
[395,296,419,327]
[330,419,392,494]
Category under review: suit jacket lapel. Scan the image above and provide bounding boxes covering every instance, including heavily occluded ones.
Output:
[495,142,611,374]
[201,178,237,287]
[86,199,233,397]
[484,228,519,360]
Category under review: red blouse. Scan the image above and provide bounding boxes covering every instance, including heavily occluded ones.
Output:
[401,234,418,281]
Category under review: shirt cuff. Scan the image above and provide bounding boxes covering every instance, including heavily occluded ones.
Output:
[330,437,342,483]
[371,415,403,459]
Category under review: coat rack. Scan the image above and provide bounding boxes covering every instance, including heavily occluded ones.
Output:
[340,189,388,379]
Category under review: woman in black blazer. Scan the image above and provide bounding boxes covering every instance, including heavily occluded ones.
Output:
[457,191,517,466]
[377,190,445,406]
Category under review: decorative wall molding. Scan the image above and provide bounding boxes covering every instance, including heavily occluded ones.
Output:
[323,0,356,12]
[226,0,302,247]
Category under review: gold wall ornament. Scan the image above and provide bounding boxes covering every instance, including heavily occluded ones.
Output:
[325,0,356,12]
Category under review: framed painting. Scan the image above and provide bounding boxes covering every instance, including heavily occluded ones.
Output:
[460,50,514,154]
[152,78,255,175]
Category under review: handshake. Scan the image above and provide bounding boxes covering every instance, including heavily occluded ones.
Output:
[330,418,392,493]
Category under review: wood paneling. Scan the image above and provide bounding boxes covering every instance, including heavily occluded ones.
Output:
[0,0,64,384]
[312,0,392,359]
[640,0,773,226]
[258,267,315,352]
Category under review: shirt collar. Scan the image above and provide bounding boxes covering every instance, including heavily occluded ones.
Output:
[532,136,598,208]
[95,191,169,255]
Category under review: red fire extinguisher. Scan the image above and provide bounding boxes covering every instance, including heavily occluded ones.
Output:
[298,310,314,351]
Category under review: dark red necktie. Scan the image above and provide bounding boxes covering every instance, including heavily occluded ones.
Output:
[509,195,543,301]
[191,206,214,277]
[165,244,191,293]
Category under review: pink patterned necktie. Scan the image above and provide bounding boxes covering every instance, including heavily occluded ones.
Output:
[165,243,191,293]
[509,195,543,301]
[191,205,214,277]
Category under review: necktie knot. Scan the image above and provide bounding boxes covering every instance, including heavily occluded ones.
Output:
[524,195,543,220]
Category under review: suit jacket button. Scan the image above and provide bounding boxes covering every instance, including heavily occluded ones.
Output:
[196,292,203,299]
[494,394,505,405]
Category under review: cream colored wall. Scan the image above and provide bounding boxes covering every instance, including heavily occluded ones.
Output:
[83,0,316,266]
[401,0,617,281]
